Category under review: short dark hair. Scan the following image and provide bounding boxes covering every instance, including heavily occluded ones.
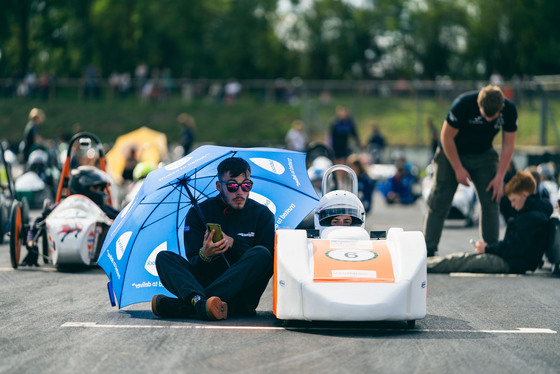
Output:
[477,85,504,117]
[217,157,251,180]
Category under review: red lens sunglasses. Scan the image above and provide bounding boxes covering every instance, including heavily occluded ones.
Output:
[220,180,253,193]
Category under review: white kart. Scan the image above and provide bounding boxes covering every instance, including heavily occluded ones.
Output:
[44,194,112,266]
[274,165,427,327]
[9,132,115,269]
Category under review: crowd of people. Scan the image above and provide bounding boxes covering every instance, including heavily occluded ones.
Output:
[9,83,559,322]
[3,63,249,106]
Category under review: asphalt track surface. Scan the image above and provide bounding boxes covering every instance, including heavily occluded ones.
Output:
[1,192,559,374]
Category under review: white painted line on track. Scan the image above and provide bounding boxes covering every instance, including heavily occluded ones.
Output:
[62,322,285,330]
[0,266,57,272]
[449,272,521,278]
[61,322,557,334]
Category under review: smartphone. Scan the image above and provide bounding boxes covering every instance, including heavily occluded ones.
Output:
[206,223,223,242]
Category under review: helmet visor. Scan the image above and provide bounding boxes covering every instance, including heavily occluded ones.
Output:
[318,207,362,226]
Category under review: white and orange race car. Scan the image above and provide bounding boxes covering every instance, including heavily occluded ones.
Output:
[273,165,427,328]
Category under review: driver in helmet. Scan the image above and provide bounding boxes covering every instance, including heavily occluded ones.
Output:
[26,149,56,189]
[67,166,118,217]
[314,190,366,236]
[21,166,119,266]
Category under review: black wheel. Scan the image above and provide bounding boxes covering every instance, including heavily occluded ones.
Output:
[0,202,7,244]
[9,201,23,269]
[41,231,49,264]
[407,320,416,329]
[41,199,51,264]
[21,197,30,225]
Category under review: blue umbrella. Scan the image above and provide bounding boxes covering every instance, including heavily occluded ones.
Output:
[97,145,319,308]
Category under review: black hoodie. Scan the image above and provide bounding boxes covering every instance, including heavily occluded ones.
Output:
[183,195,275,284]
[486,195,553,273]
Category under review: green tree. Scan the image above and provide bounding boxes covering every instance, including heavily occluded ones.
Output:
[209,0,284,78]
[0,0,32,77]
[284,0,412,79]
[2,0,560,81]
[466,0,560,78]
[403,0,468,79]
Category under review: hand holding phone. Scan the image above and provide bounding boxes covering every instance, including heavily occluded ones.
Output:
[206,223,223,243]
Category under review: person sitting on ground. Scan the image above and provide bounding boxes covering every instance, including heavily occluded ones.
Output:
[20,166,119,266]
[428,170,552,274]
[379,158,419,205]
[152,157,275,321]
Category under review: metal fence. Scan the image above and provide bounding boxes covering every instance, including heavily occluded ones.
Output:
[0,76,550,104]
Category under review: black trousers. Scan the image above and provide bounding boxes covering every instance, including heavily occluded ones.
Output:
[155,246,273,316]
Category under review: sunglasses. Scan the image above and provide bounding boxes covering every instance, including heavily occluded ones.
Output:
[220,180,253,193]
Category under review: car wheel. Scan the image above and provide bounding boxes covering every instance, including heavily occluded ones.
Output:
[9,201,23,269]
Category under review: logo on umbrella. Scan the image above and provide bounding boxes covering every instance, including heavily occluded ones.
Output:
[165,156,192,171]
[116,231,133,260]
[250,158,285,175]
[249,191,277,214]
[145,242,167,276]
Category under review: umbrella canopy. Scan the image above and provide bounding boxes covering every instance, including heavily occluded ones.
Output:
[106,126,168,184]
[98,145,319,308]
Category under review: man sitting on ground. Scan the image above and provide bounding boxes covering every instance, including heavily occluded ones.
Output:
[428,170,552,274]
[152,157,275,320]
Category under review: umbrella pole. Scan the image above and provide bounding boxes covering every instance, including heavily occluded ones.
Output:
[183,183,207,226]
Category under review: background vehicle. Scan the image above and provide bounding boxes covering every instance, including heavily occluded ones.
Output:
[9,132,115,269]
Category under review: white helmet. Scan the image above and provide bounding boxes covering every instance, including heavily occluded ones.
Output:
[307,156,333,183]
[314,190,365,234]
[537,163,554,180]
[27,149,49,167]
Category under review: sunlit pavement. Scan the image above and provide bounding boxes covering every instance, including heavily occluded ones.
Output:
[1,194,559,374]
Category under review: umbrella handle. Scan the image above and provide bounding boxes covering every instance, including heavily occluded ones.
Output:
[107,281,116,307]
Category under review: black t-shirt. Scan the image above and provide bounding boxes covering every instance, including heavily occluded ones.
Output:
[445,91,517,154]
